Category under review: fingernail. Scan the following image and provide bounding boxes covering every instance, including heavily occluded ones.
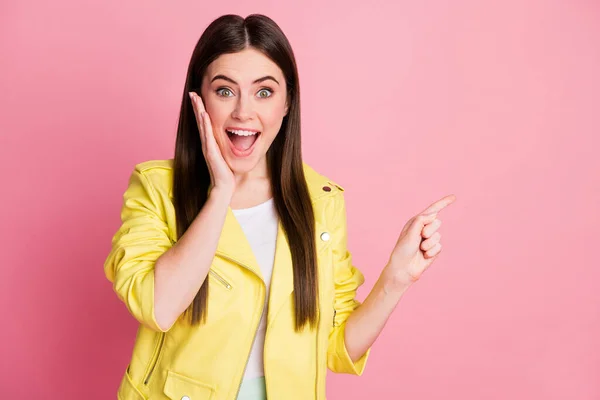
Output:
[188,92,194,100]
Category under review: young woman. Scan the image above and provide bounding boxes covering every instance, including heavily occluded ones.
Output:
[104,13,455,400]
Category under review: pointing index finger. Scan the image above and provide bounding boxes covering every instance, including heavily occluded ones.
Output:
[422,194,456,215]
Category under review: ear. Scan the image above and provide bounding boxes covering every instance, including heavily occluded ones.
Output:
[284,102,289,116]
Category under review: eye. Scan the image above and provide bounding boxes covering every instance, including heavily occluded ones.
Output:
[216,87,234,97]
[257,88,273,98]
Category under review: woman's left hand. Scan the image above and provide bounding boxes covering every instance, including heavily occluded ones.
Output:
[380,194,457,293]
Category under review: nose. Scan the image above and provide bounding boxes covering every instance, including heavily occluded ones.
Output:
[231,95,254,121]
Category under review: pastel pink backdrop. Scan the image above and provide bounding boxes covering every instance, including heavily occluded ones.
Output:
[1,0,598,398]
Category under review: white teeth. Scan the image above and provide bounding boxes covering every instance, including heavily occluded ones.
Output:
[227,129,259,136]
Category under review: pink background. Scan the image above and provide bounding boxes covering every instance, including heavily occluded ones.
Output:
[1,0,599,398]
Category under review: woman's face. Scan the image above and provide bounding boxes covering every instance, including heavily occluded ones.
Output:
[200,47,289,177]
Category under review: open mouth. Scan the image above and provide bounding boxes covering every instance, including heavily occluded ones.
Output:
[225,129,261,156]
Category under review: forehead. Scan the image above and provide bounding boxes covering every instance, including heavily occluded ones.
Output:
[205,48,285,84]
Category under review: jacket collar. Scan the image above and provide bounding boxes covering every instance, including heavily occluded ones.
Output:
[212,163,341,328]
[213,163,338,272]
[215,212,293,328]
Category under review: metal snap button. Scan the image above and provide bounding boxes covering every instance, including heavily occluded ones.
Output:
[181,396,190,400]
[320,232,331,242]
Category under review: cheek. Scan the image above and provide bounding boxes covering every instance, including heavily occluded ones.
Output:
[261,104,287,127]
[203,104,229,135]
[200,100,230,147]
[203,101,225,123]
[199,90,226,122]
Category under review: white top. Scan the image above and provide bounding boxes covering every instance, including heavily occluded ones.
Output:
[231,197,278,380]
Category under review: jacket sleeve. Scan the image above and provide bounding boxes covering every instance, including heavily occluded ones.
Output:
[327,191,371,375]
[103,166,174,332]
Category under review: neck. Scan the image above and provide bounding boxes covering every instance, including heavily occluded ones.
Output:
[233,157,269,187]
[230,158,273,209]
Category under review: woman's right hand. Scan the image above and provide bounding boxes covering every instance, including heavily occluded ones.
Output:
[189,91,235,196]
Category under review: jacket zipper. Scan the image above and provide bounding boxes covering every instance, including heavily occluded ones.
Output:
[216,253,266,400]
[144,332,165,385]
[209,269,232,290]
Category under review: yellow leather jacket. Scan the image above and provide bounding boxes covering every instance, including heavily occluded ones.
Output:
[104,159,370,400]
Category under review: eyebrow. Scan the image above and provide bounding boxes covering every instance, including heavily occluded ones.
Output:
[210,74,280,86]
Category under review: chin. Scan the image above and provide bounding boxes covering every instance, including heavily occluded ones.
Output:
[225,155,263,175]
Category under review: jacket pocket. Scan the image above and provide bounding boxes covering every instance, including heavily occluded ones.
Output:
[118,365,146,400]
[209,269,232,290]
[163,370,215,400]
[143,332,165,385]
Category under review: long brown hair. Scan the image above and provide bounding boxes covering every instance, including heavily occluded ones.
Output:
[172,14,318,332]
